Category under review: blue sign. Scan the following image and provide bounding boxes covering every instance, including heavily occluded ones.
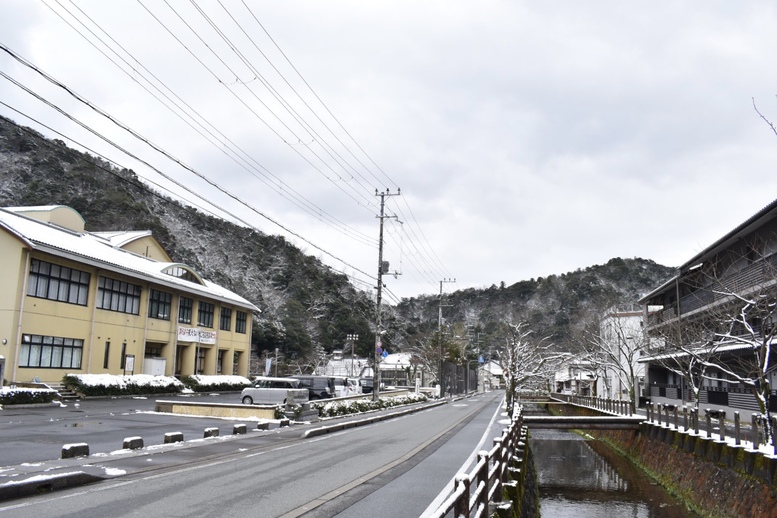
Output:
[478,355,485,364]
[376,347,382,355]
[382,350,389,358]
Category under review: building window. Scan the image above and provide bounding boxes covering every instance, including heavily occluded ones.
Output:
[197,347,206,374]
[103,341,110,369]
[20,334,83,369]
[198,301,214,328]
[97,277,141,315]
[217,350,225,373]
[236,311,247,334]
[145,345,162,358]
[27,259,90,306]
[164,266,203,285]
[148,289,172,320]
[220,307,232,331]
[179,297,193,324]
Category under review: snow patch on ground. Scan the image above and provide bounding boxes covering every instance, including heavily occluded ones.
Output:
[0,471,85,486]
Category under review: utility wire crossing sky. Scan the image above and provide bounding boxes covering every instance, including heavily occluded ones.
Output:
[2,1,777,301]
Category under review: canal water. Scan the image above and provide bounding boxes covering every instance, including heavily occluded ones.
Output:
[530,428,699,517]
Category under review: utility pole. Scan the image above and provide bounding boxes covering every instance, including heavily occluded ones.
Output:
[374,188,401,401]
[346,334,358,378]
[438,278,455,396]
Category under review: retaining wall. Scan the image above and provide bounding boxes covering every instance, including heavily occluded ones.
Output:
[548,403,777,518]
[155,400,277,420]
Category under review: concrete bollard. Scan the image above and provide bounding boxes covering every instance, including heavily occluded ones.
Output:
[279,419,291,427]
[257,422,270,430]
[233,424,247,435]
[203,427,219,438]
[734,411,741,446]
[164,432,184,444]
[61,442,89,459]
[123,436,144,450]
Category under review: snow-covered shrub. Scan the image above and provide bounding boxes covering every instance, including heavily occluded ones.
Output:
[0,386,59,405]
[180,375,252,392]
[63,374,184,397]
[312,393,428,418]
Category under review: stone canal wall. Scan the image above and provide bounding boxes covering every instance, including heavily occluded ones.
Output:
[546,403,777,518]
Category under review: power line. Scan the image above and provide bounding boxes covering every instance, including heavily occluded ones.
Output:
[41,0,375,246]
[0,49,374,281]
[9,2,455,296]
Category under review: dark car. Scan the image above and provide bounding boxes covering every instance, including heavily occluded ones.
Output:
[291,375,337,400]
[360,377,374,394]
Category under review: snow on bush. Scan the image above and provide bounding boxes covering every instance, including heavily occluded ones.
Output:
[0,386,59,405]
[180,375,251,392]
[63,374,184,397]
[312,393,428,418]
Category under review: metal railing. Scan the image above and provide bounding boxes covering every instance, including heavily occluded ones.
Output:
[551,393,634,415]
[425,408,527,518]
[644,403,777,455]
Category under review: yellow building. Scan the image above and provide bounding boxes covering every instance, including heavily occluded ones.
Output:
[0,205,258,386]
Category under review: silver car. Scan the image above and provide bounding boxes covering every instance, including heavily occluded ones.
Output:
[241,376,310,405]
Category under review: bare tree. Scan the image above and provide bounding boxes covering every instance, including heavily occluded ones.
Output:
[705,291,776,444]
[649,317,715,411]
[498,320,568,416]
[648,238,777,444]
[579,308,647,413]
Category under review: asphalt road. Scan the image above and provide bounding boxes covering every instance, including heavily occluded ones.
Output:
[0,392,254,466]
[0,391,506,517]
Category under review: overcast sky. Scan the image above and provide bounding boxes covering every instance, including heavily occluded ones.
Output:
[3,1,777,302]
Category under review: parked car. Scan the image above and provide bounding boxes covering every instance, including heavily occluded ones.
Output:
[360,377,374,394]
[331,376,346,397]
[291,375,337,400]
[346,378,361,396]
[241,376,309,405]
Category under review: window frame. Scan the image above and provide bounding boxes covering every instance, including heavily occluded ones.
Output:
[27,259,90,306]
[97,276,141,315]
[20,334,83,369]
[198,301,215,328]
[148,289,172,320]
[220,307,232,331]
[178,296,193,324]
[236,311,247,334]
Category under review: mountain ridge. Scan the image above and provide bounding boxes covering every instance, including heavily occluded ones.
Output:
[0,115,676,365]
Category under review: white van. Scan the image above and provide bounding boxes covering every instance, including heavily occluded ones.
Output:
[346,378,361,396]
[332,376,348,398]
[241,376,309,405]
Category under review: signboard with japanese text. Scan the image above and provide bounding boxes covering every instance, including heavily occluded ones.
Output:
[177,326,217,344]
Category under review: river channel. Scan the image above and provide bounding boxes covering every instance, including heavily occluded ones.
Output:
[530,428,699,517]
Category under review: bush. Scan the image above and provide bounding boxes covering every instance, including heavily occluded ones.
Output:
[180,375,252,393]
[312,393,428,418]
[63,374,184,397]
[0,387,59,405]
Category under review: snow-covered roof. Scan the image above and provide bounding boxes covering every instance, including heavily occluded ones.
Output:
[0,207,258,311]
[90,230,153,248]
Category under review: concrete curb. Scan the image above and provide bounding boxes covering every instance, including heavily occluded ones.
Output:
[302,400,447,438]
[0,471,104,501]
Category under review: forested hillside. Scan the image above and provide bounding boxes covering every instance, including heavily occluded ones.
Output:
[0,115,676,371]
[0,115,377,371]
[393,258,675,356]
